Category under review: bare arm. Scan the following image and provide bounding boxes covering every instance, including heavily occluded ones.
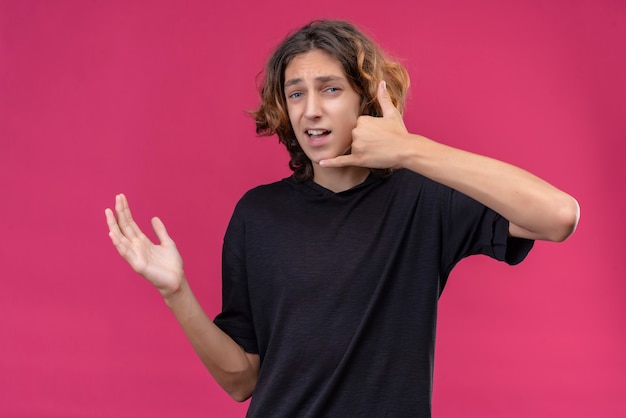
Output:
[105,194,259,401]
[160,278,259,402]
[321,82,580,242]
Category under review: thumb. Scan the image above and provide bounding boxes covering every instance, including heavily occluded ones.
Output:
[151,216,174,245]
[377,80,396,117]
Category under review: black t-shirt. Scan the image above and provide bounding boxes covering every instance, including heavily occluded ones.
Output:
[214,169,533,417]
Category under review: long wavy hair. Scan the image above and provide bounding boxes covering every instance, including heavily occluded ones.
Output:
[252,20,410,182]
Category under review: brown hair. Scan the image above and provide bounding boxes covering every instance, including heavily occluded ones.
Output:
[252,20,410,182]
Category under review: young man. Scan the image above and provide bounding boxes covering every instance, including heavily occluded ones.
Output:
[105,20,579,417]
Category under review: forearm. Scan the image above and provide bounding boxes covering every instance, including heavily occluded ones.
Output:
[163,276,258,401]
[398,135,579,241]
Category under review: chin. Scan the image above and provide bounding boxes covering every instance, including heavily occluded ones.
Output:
[309,153,336,165]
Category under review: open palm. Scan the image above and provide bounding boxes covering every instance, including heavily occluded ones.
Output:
[105,194,184,297]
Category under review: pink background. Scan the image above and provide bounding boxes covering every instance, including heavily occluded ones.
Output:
[1,0,624,416]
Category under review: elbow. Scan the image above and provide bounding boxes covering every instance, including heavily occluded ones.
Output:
[230,389,253,403]
[217,350,259,403]
[549,195,580,242]
[221,372,256,402]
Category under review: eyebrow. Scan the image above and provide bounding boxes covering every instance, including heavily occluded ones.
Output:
[284,75,345,89]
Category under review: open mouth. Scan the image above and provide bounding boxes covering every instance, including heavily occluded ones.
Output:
[306,129,331,140]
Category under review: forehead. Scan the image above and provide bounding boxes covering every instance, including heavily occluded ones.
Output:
[284,49,346,82]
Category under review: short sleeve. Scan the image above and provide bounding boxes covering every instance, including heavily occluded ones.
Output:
[213,210,259,354]
[441,187,534,279]
[491,213,535,265]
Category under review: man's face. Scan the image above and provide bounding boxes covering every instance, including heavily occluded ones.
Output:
[284,49,361,167]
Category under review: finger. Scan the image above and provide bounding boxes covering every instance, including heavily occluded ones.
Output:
[151,216,174,246]
[105,207,123,237]
[377,80,397,118]
[319,154,358,168]
[105,207,134,256]
[115,194,142,240]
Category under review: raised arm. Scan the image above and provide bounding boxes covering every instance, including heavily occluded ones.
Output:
[105,194,259,401]
[320,81,580,242]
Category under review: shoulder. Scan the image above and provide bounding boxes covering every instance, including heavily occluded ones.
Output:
[237,176,296,207]
[385,169,443,196]
[224,178,292,240]
[229,176,300,222]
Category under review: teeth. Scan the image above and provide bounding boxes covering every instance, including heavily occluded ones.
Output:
[307,129,327,136]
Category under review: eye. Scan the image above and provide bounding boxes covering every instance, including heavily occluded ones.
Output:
[287,91,303,100]
[324,87,341,94]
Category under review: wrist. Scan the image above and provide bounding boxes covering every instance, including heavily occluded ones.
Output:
[161,272,189,305]
[397,134,430,170]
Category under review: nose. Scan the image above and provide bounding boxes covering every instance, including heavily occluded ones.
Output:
[303,93,322,120]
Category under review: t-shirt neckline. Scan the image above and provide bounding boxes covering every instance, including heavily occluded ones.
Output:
[302,171,385,197]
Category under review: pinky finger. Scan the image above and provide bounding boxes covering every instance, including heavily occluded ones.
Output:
[108,229,137,265]
[105,209,132,256]
[105,208,124,237]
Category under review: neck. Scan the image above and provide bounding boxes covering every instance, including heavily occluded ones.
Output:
[311,165,370,193]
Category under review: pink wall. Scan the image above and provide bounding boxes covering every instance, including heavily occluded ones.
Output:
[1,0,624,416]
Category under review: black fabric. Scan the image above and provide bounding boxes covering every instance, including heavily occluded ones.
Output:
[214,169,533,417]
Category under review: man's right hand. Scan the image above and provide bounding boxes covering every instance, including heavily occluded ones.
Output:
[105,194,184,298]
